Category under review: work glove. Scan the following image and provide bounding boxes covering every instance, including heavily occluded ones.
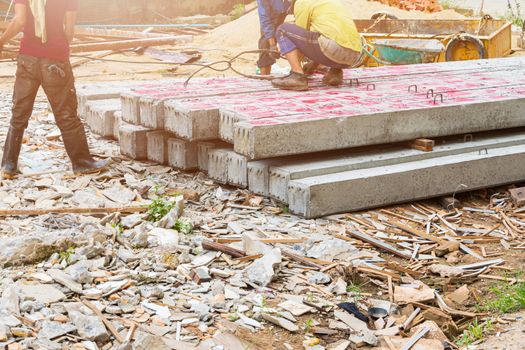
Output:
[269,45,281,60]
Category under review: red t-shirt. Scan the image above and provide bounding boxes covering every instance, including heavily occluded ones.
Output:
[14,0,78,61]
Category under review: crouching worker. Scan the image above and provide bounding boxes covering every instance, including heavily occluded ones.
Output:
[256,0,291,75]
[272,0,362,91]
[0,0,110,179]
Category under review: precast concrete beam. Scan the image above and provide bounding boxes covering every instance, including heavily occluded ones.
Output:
[167,138,199,171]
[207,148,232,184]
[288,144,525,218]
[197,140,230,172]
[269,130,525,203]
[147,131,174,165]
[119,122,152,160]
[84,99,121,138]
[234,97,525,159]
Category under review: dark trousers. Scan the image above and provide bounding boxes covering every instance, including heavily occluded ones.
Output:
[257,13,288,68]
[10,55,82,134]
[276,23,347,69]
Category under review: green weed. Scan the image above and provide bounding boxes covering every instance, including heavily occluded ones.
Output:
[111,222,124,236]
[304,318,315,332]
[147,194,175,222]
[346,281,365,303]
[174,219,193,235]
[59,247,75,264]
[456,319,493,347]
[480,281,525,313]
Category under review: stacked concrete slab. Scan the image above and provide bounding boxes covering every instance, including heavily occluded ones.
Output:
[80,57,525,218]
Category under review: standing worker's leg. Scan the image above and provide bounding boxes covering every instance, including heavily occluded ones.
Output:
[40,60,110,175]
[1,56,41,179]
[257,36,275,76]
[258,14,287,76]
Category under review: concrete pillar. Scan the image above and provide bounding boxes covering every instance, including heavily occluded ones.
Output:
[119,122,152,160]
[84,99,121,138]
[167,138,199,171]
[207,148,232,184]
[164,100,221,141]
[288,144,525,218]
[197,140,230,172]
[147,131,174,165]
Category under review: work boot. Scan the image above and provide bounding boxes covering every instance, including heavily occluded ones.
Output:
[0,127,24,179]
[61,125,111,175]
[271,72,309,91]
[302,60,320,75]
[322,68,344,86]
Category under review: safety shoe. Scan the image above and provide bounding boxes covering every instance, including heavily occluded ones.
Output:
[322,68,344,86]
[1,127,24,180]
[271,72,309,91]
[72,158,111,176]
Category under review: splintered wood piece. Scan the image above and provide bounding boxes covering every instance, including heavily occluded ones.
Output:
[80,299,125,343]
[0,205,147,217]
[201,240,245,258]
[407,138,435,152]
[346,230,413,260]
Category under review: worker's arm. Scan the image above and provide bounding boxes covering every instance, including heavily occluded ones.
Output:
[257,0,278,42]
[0,4,27,53]
[64,11,77,44]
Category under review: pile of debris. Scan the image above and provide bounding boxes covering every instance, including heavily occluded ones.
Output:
[367,0,443,13]
[2,93,525,349]
[0,23,202,62]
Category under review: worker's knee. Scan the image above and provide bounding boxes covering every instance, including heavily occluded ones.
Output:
[276,23,300,39]
[55,113,83,133]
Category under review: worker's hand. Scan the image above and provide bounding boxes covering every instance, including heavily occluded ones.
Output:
[0,41,4,56]
[269,45,281,60]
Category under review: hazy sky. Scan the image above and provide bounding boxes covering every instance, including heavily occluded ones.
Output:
[451,0,525,16]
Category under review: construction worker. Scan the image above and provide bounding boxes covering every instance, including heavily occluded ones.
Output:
[272,0,362,91]
[0,0,110,179]
[256,0,291,75]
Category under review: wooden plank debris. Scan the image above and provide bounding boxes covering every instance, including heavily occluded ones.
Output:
[70,36,191,53]
[346,230,414,260]
[407,138,435,152]
[0,206,147,217]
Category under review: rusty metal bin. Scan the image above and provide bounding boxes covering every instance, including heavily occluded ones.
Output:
[354,18,512,66]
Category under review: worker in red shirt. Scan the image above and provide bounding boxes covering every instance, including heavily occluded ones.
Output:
[0,0,110,179]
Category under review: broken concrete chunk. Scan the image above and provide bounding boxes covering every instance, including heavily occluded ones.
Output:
[394,284,435,304]
[245,248,282,287]
[15,282,66,305]
[445,285,470,306]
[242,232,271,256]
[38,321,76,340]
[69,311,110,345]
[308,271,331,285]
[133,331,171,350]
[428,264,464,278]
[278,300,314,317]
[262,313,299,332]
[46,269,83,294]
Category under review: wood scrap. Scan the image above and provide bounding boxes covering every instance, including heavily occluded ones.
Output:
[346,230,413,260]
[0,205,147,217]
[80,299,125,343]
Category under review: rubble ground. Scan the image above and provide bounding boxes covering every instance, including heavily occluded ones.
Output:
[1,88,525,349]
[1,1,525,348]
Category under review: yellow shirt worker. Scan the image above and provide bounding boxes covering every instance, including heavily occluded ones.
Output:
[272,0,362,91]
